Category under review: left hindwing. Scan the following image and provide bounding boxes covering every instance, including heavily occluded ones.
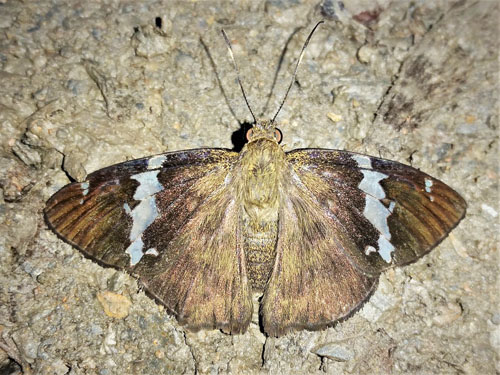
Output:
[286,149,467,274]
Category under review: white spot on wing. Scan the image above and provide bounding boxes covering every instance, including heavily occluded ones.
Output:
[356,168,395,263]
[145,248,159,256]
[377,235,395,263]
[124,170,164,266]
[129,197,158,240]
[132,171,163,200]
[425,178,433,193]
[365,245,376,255]
[126,237,144,266]
[359,170,387,199]
[81,181,89,196]
[364,195,391,240]
[147,155,167,170]
[352,154,372,169]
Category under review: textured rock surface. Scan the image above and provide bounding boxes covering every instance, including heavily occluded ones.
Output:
[0,0,498,374]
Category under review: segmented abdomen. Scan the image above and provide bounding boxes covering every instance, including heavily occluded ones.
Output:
[242,218,278,291]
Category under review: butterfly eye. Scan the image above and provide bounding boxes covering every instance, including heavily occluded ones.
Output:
[274,128,283,143]
[246,128,254,141]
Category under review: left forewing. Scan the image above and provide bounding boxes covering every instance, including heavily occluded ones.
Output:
[45,149,253,334]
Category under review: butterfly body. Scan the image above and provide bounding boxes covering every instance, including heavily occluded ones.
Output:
[236,121,284,290]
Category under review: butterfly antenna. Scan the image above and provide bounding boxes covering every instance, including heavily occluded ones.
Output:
[221,29,257,124]
[271,20,324,125]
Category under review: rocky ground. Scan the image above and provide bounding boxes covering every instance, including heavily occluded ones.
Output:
[0,0,498,374]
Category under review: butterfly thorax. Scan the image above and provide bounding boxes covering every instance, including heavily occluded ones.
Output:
[236,133,286,290]
[237,134,286,220]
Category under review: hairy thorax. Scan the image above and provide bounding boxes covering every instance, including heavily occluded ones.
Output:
[237,138,286,290]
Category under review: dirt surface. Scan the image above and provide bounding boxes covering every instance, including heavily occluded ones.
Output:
[0,0,498,374]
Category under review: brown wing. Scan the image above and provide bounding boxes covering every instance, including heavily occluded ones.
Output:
[286,149,466,273]
[261,149,466,336]
[261,172,378,336]
[45,148,253,333]
[136,171,253,333]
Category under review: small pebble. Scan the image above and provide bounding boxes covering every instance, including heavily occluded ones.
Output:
[97,291,132,319]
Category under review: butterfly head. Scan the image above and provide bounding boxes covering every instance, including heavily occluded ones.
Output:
[245,120,282,144]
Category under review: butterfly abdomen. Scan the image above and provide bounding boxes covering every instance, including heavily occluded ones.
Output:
[242,217,278,291]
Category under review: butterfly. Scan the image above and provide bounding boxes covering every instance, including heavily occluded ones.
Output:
[44,23,466,337]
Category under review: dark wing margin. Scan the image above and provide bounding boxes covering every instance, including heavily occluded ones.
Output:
[260,148,465,336]
[45,148,253,334]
